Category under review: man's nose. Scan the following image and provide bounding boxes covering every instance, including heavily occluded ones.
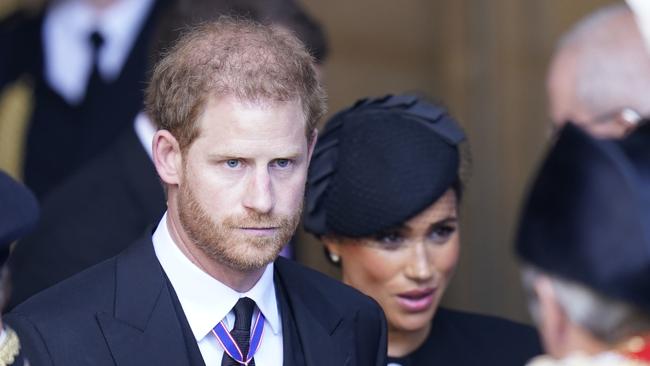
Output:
[242,167,274,214]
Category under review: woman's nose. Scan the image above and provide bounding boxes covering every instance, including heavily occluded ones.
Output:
[404,241,434,282]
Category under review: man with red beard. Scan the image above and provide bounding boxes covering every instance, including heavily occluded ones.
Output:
[4,18,387,366]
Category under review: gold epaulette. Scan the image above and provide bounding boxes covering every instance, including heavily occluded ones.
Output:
[0,327,21,366]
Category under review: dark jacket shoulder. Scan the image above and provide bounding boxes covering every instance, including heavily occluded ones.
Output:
[6,255,120,366]
[9,255,117,320]
[274,256,387,366]
[275,256,381,310]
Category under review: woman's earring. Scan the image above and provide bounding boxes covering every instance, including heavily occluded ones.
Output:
[329,252,340,264]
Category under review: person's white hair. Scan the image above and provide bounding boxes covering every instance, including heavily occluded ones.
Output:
[521,265,650,344]
[555,3,650,118]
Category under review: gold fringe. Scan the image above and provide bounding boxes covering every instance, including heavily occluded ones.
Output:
[0,327,20,366]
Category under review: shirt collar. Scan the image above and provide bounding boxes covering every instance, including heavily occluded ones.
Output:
[43,0,155,103]
[152,212,281,341]
[98,0,155,78]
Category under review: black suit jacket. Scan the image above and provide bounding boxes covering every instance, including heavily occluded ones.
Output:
[5,236,387,366]
[7,129,166,311]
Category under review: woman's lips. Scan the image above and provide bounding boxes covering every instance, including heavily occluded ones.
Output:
[396,288,436,312]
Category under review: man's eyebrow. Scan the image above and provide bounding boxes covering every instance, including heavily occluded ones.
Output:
[206,150,304,159]
[206,153,237,160]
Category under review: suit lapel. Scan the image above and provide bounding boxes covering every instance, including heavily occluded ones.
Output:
[275,258,352,366]
[96,236,198,366]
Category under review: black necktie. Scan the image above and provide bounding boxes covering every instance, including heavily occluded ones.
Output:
[84,30,105,102]
[221,297,256,366]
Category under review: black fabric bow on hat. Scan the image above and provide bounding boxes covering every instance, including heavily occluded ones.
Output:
[304,94,465,238]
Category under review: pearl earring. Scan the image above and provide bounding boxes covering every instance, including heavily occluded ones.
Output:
[329,253,340,264]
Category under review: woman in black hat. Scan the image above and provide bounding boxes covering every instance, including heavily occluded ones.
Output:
[304,94,542,365]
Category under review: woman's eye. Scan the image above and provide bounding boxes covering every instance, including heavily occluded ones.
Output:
[429,224,456,243]
[373,232,404,250]
[378,232,400,243]
[226,159,240,168]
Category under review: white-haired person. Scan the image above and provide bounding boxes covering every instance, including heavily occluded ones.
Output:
[547,3,650,138]
[516,122,650,365]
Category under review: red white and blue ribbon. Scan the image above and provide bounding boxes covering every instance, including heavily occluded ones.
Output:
[212,311,265,365]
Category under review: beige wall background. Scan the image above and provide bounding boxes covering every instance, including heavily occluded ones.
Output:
[0,0,619,323]
[295,0,618,323]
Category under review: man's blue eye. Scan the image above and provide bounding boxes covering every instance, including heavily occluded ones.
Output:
[275,159,291,168]
[226,159,240,168]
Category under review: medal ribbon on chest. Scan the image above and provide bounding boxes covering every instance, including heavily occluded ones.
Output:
[212,311,265,365]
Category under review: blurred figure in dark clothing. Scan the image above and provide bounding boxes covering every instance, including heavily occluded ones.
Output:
[0,0,171,199]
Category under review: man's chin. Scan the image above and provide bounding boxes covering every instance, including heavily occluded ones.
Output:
[219,256,276,273]
[214,245,283,273]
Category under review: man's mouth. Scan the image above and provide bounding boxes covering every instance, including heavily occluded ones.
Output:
[237,227,280,236]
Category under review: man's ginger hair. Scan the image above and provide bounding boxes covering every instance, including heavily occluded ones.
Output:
[146,17,326,150]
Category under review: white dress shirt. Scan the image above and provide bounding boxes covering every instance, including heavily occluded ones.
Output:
[153,213,284,365]
[43,0,155,104]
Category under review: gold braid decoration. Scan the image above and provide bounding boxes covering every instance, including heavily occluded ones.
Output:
[0,327,20,366]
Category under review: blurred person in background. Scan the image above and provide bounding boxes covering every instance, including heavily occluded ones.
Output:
[517,122,650,365]
[304,94,542,365]
[628,0,650,54]
[6,0,328,311]
[0,0,169,199]
[0,171,39,365]
[546,3,650,138]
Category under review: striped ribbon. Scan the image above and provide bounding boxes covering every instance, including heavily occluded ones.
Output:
[212,311,265,365]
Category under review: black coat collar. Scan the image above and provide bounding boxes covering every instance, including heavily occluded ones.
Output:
[275,257,351,365]
[96,236,196,365]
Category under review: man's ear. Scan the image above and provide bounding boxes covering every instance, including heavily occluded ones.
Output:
[535,275,569,358]
[153,130,183,186]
